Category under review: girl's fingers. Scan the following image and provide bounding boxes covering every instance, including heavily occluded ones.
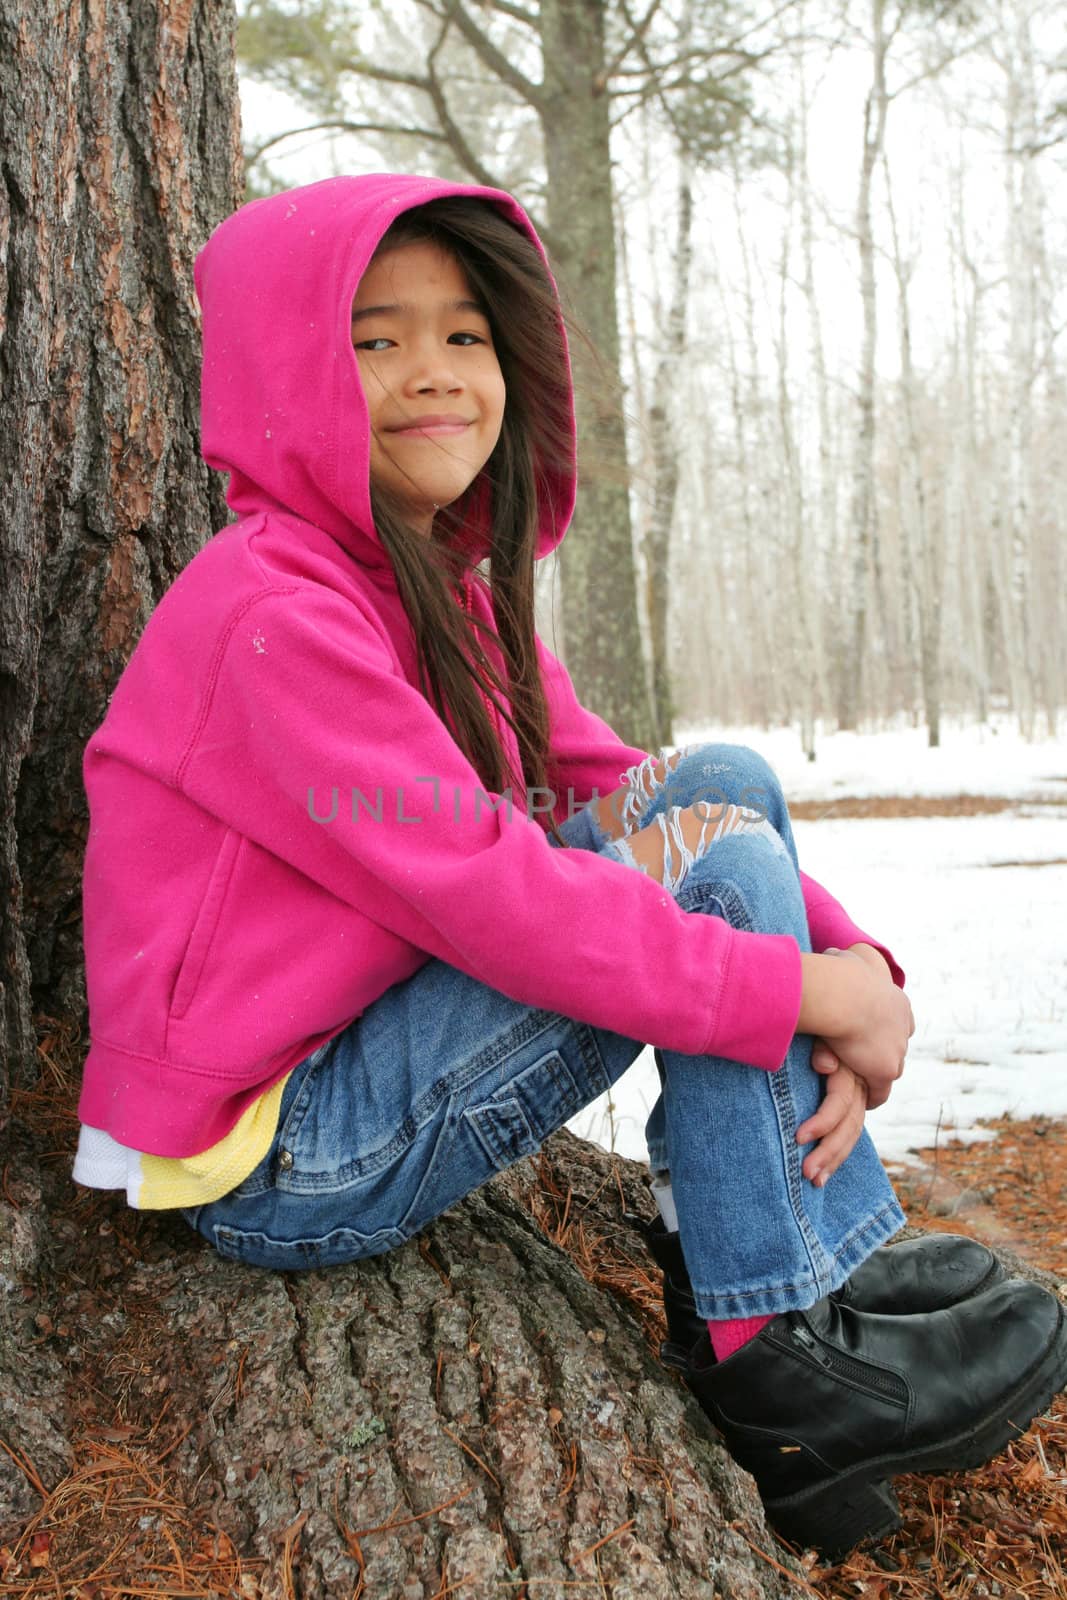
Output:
[809,1097,867,1182]
[811,1041,839,1075]
[798,1072,867,1184]
[796,1070,851,1145]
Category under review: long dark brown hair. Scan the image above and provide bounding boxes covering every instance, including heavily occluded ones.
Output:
[364,198,577,847]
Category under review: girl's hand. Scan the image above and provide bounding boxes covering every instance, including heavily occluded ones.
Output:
[845,941,893,982]
[798,948,914,1110]
[822,951,913,1109]
[795,1049,868,1186]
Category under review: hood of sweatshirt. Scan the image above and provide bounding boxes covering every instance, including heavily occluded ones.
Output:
[194,173,577,575]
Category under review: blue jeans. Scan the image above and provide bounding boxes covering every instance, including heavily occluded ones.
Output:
[182,742,905,1315]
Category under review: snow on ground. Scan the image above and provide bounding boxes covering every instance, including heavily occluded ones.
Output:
[567,716,1067,1171]
[712,713,1067,804]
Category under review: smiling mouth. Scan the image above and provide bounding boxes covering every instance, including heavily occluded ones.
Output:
[387,418,473,436]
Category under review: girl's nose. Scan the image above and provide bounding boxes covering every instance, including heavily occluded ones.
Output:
[403,344,462,395]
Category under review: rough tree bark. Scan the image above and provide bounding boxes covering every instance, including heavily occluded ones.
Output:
[0,1,806,1592]
[0,0,242,1089]
[0,0,242,1549]
[4,1116,807,1596]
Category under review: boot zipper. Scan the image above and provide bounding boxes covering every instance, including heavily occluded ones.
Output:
[777,1321,908,1403]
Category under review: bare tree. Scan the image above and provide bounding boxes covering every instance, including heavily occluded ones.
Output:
[774,127,822,757]
[996,0,1043,733]
[883,152,945,744]
[794,31,836,754]
[839,0,890,729]
[644,158,695,744]
[837,0,984,728]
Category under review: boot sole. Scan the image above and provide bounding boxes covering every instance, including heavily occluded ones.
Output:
[762,1297,1067,1556]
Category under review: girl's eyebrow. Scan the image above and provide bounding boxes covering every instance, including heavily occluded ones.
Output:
[351,298,487,326]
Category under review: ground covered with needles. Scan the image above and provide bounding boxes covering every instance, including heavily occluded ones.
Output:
[1,1037,1065,1598]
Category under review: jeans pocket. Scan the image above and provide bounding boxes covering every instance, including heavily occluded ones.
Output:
[463,1047,590,1173]
[465,1095,539,1169]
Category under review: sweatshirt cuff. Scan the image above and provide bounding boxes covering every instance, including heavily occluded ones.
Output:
[704,929,804,1072]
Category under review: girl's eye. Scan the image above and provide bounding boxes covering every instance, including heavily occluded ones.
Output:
[449,331,486,346]
[354,337,394,353]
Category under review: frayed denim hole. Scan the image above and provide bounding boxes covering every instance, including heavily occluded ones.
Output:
[604,835,640,871]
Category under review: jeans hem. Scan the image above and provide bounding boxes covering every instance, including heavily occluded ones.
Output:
[689,1197,907,1320]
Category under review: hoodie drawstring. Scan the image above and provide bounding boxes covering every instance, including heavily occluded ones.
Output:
[454,575,498,729]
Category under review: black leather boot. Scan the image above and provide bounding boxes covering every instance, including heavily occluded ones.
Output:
[683,1280,1067,1554]
[626,1211,1007,1369]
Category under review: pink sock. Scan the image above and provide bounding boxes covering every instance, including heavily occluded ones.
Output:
[707,1313,774,1361]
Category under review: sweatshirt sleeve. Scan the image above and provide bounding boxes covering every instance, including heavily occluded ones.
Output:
[177,588,803,1071]
[799,870,905,989]
[536,635,905,989]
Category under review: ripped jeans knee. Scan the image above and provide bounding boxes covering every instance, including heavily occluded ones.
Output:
[608,803,788,895]
[602,741,798,880]
[611,746,698,836]
[614,744,784,832]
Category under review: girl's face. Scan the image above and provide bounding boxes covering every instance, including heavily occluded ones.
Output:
[351,239,506,534]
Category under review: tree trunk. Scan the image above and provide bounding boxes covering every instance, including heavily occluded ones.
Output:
[1000,1,1041,736]
[950,191,993,724]
[644,161,694,748]
[723,172,776,727]
[883,156,942,747]
[539,0,655,752]
[0,0,243,1092]
[3,1103,800,1597]
[775,128,820,762]
[840,0,889,731]
[796,33,833,761]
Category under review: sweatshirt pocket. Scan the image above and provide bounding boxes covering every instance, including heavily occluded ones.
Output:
[169,828,244,1021]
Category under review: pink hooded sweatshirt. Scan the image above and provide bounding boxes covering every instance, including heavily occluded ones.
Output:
[78,173,902,1157]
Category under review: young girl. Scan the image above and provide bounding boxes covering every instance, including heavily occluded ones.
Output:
[74,173,1066,1555]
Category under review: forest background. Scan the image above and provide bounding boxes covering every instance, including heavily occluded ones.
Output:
[235,0,1066,757]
